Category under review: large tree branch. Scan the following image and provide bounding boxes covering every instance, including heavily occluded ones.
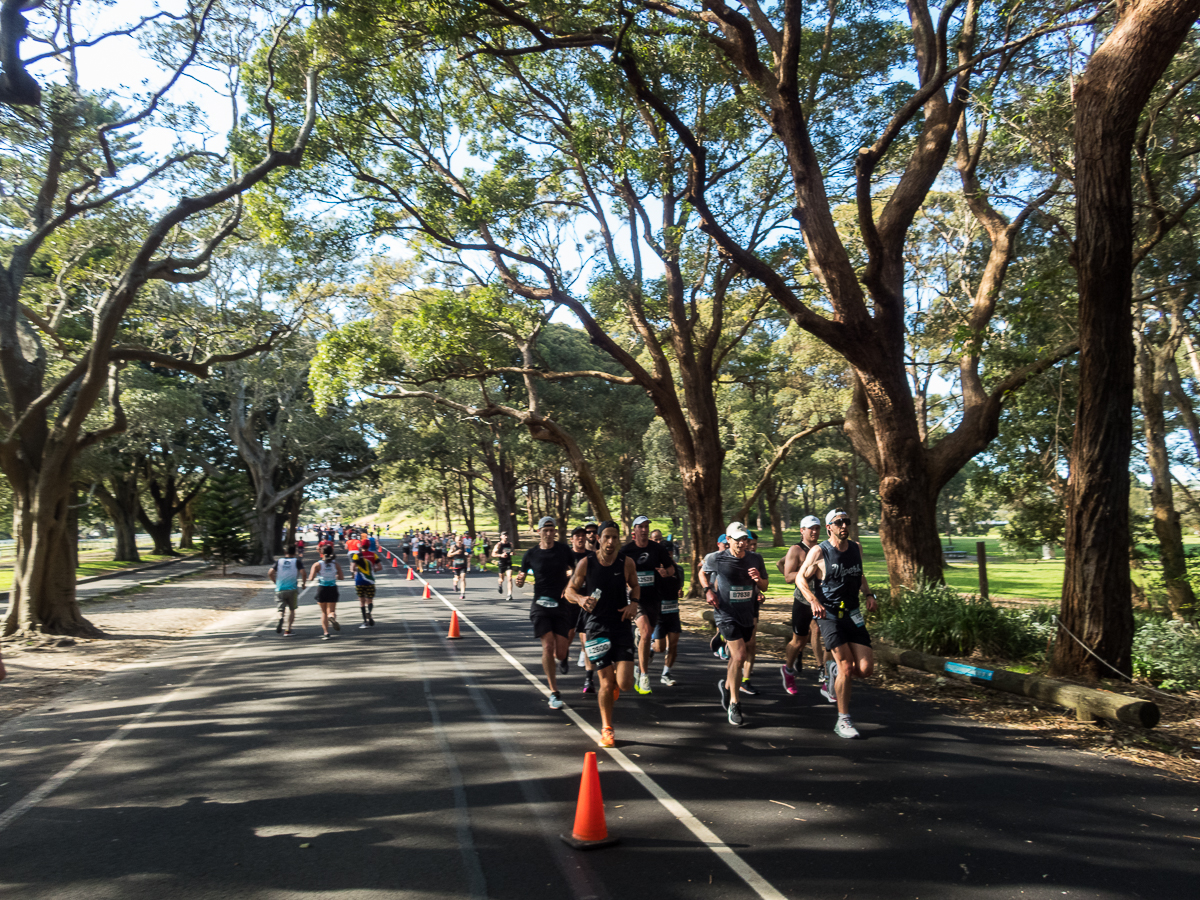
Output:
[735,419,844,522]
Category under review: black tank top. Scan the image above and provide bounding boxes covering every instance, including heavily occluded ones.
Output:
[793,542,821,599]
[582,552,628,631]
[818,539,863,613]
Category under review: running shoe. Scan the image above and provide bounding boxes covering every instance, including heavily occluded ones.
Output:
[728,701,745,727]
[740,679,759,696]
[635,673,652,695]
[578,648,587,668]
[717,679,730,710]
[599,726,616,748]
[276,617,284,634]
[820,682,836,703]
[660,672,676,686]
[582,674,594,694]
[548,691,565,709]
[322,633,332,640]
[557,657,569,676]
[780,666,798,695]
[709,633,723,658]
[834,717,861,739]
[359,623,370,629]
[284,629,293,636]
[368,617,375,626]
[826,659,838,683]
[633,664,640,682]
[498,584,503,596]
[718,644,729,661]
[331,617,340,632]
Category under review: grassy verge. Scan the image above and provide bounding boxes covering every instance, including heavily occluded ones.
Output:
[0,554,184,592]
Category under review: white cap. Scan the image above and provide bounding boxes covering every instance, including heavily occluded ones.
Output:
[536,516,557,530]
[800,515,821,529]
[632,515,651,527]
[826,508,850,525]
[725,520,750,541]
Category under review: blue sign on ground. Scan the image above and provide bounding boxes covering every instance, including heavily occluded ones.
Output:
[945,660,995,681]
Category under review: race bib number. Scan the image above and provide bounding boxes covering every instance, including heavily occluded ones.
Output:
[536,596,559,608]
[729,586,754,603]
[585,636,612,662]
[850,609,865,627]
[637,571,655,586]
[661,598,679,614]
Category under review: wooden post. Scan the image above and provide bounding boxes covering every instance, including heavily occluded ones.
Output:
[976,541,989,600]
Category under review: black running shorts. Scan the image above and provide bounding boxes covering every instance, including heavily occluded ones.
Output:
[531,605,573,638]
[817,613,871,650]
[583,625,636,670]
[792,590,815,635]
[713,610,754,644]
[317,586,339,604]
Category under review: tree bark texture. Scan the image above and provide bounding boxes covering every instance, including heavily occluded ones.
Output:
[94,474,141,563]
[1135,328,1197,618]
[1055,0,1200,677]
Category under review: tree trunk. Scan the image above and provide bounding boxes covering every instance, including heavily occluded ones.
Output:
[1054,0,1200,678]
[441,483,453,533]
[766,476,784,547]
[94,474,141,563]
[480,433,519,542]
[178,496,197,550]
[1135,330,1197,618]
[844,454,862,543]
[3,450,101,637]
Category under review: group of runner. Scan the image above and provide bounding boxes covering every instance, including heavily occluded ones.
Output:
[516,510,875,746]
[268,509,878,745]
[269,526,385,639]
[399,530,487,576]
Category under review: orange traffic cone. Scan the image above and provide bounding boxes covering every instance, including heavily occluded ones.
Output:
[406,566,414,580]
[392,556,400,568]
[447,610,462,639]
[422,584,431,599]
[560,752,619,850]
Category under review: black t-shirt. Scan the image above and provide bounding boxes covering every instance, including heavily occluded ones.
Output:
[621,540,674,605]
[703,549,760,627]
[581,552,631,633]
[520,542,576,614]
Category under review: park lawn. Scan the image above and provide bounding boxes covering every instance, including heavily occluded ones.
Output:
[0,554,180,593]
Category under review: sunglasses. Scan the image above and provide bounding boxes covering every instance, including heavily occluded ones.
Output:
[831,519,851,527]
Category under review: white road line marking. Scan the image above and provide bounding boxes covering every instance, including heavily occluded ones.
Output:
[416,574,789,900]
[400,613,489,900]
[0,585,313,835]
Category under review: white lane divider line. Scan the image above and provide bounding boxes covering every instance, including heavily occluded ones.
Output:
[0,586,313,836]
[415,575,789,900]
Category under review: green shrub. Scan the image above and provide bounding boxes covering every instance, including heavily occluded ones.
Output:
[877,581,1044,660]
[1132,618,1200,692]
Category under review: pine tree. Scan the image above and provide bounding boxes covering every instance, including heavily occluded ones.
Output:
[197,472,250,575]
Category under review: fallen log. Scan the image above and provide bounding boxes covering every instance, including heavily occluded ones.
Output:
[699,610,1159,728]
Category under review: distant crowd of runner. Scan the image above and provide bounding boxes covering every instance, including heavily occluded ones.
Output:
[267,509,877,747]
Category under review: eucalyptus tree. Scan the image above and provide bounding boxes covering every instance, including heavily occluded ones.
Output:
[0,0,322,636]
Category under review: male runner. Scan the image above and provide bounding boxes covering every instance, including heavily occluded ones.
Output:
[739,531,768,695]
[269,543,306,635]
[584,522,600,552]
[777,514,830,697]
[623,515,675,695]
[350,543,382,627]
[569,526,598,694]
[703,521,768,727]
[565,521,640,748]
[649,529,682,685]
[516,516,576,710]
[493,532,515,599]
[799,508,878,738]
[704,533,729,659]
[448,535,469,598]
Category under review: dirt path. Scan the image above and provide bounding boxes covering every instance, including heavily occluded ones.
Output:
[0,565,272,725]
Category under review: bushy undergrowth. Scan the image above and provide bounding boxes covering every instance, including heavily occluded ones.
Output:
[877,583,1200,691]
[876,582,1044,660]
[1132,618,1200,692]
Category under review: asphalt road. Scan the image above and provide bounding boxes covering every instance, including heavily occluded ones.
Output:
[0,542,1196,899]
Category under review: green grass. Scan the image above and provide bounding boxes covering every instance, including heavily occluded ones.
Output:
[0,553,181,592]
